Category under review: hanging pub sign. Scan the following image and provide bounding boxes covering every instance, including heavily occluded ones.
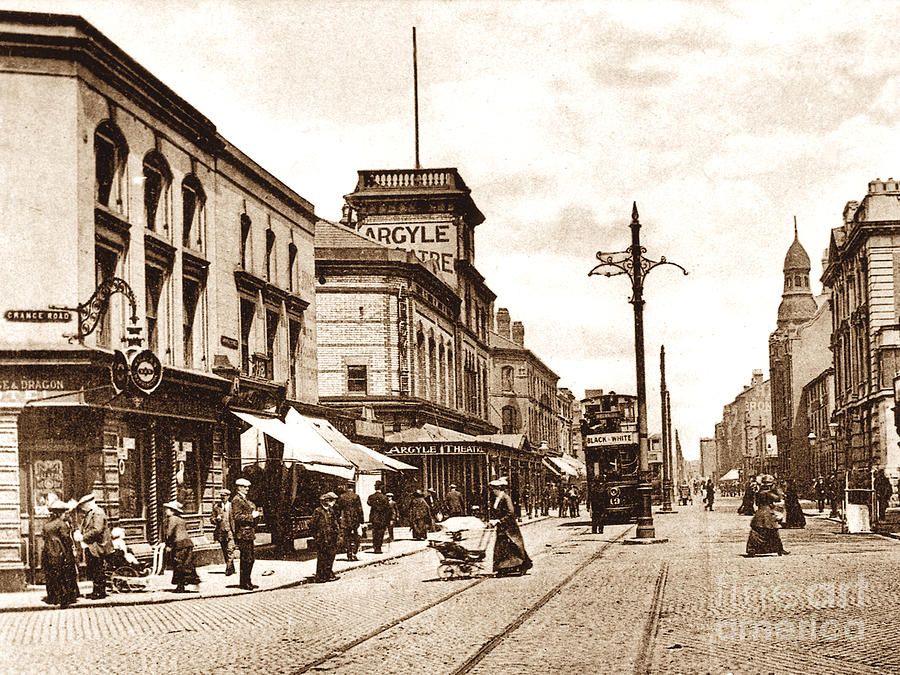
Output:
[130,349,162,394]
[111,350,130,394]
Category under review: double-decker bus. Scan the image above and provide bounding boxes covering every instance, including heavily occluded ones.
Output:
[581,392,640,524]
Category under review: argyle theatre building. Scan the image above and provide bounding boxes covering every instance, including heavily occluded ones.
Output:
[315,169,542,513]
[0,11,319,589]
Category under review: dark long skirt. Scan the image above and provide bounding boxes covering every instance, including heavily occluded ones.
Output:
[45,560,79,607]
[171,544,200,587]
[737,490,756,515]
[493,522,532,575]
[783,498,806,528]
[746,525,785,556]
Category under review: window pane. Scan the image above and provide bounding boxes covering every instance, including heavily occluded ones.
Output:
[95,134,115,206]
[348,365,367,393]
[182,185,197,247]
[144,163,163,230]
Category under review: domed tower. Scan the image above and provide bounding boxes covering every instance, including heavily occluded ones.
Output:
[777,223,818,329]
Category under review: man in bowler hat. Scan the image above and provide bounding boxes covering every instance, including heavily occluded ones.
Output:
[231,478,259,590]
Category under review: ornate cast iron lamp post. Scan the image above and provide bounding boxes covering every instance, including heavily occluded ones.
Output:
[589,203,687,541]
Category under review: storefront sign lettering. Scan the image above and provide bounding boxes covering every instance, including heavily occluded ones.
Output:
[4,309,72,322]
[388,443,484,455]
[0,379,66,391]
[585,432,638,447]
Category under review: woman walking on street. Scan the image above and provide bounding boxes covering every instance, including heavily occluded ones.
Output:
[746,491,789,556]
[42,500,79,608]
[489,477,533,577]
[782,480,806,529]
[164,501,200,592]
[409,489,433,540]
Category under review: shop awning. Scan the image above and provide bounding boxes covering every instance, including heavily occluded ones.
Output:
[720,468,741,481]
[286,409,415,472]
[543,456,578,478]
[232,411,355,479]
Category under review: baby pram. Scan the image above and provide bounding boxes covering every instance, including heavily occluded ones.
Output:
[428,516,493,580]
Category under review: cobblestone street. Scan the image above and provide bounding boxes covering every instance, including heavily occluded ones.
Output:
[1,501,897,674]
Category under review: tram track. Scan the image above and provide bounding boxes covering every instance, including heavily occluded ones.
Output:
[632,561,670,675]
[291,523,632,675]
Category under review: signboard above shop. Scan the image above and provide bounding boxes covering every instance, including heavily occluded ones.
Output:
[387,443,484,455]
[584,432,638,447]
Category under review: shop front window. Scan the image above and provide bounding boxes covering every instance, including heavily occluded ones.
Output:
[118,435,143,519]
[175,440,200,514]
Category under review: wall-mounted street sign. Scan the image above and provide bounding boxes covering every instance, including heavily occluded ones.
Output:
[585,432,638,447]
[4,309,72,322]
[130,349,162,394]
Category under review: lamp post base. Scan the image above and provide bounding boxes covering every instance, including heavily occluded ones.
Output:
[624,535,669,545]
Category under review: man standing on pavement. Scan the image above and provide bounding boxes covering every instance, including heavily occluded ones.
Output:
[445,483,465,518]
[814,476,827,513]
[74,493,112,599]
[703,479,715,512]
[310,492,340,582]
[367,481,392,554]
[335,482,363,561]
[164,501,200,593]
[875,469,893,522]
[231,478,259,590]
[211,489,235,576]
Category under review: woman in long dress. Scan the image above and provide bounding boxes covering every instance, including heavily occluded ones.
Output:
[746,492,789,556]
[737,482,756,515]
[489,478,533,576]
[42,500,79,608]
[782,480,806,529]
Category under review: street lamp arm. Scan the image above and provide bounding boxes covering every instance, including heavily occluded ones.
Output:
[641,256,690,278]
[589,249,634,278]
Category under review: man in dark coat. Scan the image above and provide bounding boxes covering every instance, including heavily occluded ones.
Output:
[76,493,113,599]
[210,489,235,575]
[703,479,715,511]
[409,490,433,540]
[590,487,608,534]
[737,482,756,515]
[814,476,827,513]
[782,480,806,529]
[335,483,363,561]
[367,481,392,554]
[445,484,465,518]
[310,492,340,582]
[231,478,259,590]
[875,469,893,521]
[42,500,79,608]
[164,501,200,592]
[828,473,841,518]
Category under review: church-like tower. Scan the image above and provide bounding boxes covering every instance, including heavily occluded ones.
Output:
[777,224,818,329]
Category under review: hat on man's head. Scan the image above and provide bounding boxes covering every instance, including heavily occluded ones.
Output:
[77,493,96,507]
[48,499,69,512]
[235,478,251,487]
[449,484,457,489]
[163,501,183,514]
[320,492,338,502]
[489,476,509,488]
[386,493,394,497]
[219,489,231,497]
[111,527,126,540]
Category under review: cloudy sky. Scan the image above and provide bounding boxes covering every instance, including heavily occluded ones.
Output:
[13,0,900,459]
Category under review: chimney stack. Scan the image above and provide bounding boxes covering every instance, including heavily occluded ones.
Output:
[512,321,525,345]
[496,308,511,338]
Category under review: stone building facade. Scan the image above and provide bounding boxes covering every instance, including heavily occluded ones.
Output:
[714,370,772,480]
[822,179,900,501]
[0,11,319,589]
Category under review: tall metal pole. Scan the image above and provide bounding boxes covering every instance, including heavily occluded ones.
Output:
[589,202,687,542]
[659,346,674,513]
[412,27,421,170]
[628,205,658,538]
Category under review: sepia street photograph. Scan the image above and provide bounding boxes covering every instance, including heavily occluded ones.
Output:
[1,1,900,673]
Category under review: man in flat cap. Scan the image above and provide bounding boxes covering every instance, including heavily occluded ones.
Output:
[210,489,235,576]
[231,478,259,590]
[74,493,112,599]
[310,492,340,582]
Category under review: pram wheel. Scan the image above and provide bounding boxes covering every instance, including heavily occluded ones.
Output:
[111,566,139,593]
[438,563,457,580]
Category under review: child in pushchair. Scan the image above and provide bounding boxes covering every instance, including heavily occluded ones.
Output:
[106,527,153,592]
[429,516,491,579]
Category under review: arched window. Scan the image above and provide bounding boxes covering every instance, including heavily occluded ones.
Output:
[288,243,297,292]
[94,121,128,210]
[502,405,520,434]
[265,228,276,282]
[143,151,171,232]
[501,366,514,392]
[182,175,205,248]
